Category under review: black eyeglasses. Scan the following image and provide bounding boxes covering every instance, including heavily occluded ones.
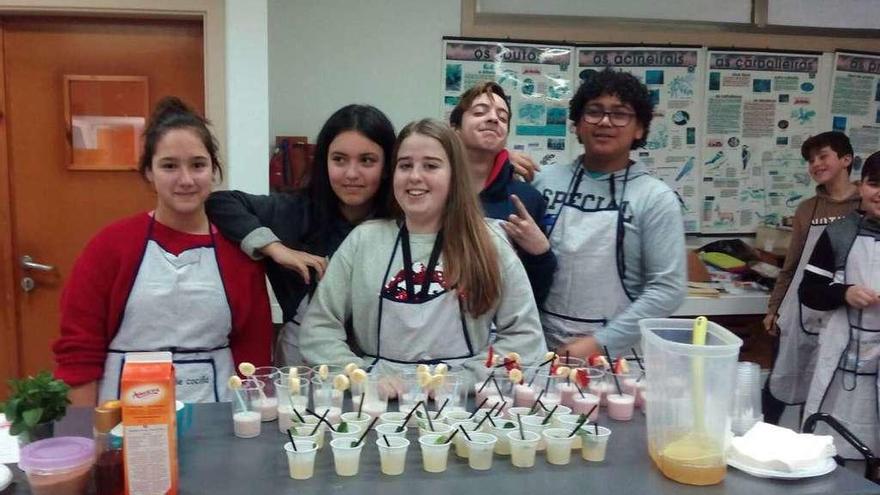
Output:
[581,109,636,127]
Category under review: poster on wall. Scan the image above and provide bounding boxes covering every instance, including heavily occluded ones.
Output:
[441,38,576,167]
[829,51,880,174]
[576,46,704,232]
[701,50,829,233]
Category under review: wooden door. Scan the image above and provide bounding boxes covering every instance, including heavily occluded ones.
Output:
[0,16,204,397]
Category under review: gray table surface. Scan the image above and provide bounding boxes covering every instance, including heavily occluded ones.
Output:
[5,403,880,494]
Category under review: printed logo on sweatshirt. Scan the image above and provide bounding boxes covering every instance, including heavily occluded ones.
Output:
[541,187,633,223]
[381,262,447,303]
[810,215,846,226]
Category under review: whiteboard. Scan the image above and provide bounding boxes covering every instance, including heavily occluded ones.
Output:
[476,0,752,24]
[768,0,880,30]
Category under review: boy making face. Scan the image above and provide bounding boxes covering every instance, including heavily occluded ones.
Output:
[450,82,556,304]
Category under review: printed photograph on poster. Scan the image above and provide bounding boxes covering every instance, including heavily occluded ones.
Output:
[577,46,704,232]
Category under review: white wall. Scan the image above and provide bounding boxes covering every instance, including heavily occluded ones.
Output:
[268,0,461,141]
[226,0,270,193]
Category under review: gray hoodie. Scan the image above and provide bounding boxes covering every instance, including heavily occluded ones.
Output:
[533,156,687,355]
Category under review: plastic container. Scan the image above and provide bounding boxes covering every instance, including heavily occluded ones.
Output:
[640,318,742,486]
[19,437,95,495]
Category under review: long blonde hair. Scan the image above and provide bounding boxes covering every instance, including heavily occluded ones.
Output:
[390,119,501,316]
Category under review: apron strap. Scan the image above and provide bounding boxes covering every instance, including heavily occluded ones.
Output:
[400,226,444,301]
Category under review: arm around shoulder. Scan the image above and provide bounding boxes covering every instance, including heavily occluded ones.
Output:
[297,231,365,367]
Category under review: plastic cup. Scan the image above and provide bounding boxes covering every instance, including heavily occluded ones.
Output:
[416,409,447,428]
[543,428,575,465]
[533,370,564,410]
[418,421,452,438]
[505,406,535,420]
[513,383,538,407]
[443,410,472,426]
[340,411,372,429]
[329,437,365,477]
[279,364,313,378]
[543,404,572,424]
[488,420,518,455]
[311,374,343,424]
[483,392,513,416]
[295,416,326,448]
[329,422,363,442]
[292,425,322,451]
[607,393,635,421]
[555,414,588,449]
[520,415,549,450]
[471,408,500,428]
[432,372,467,413]
[588,376,613,407]
[283,440,317,480]
[18,437,95,495]
[376,436,410,476]
[252,366,280,421]
[569,392,600,421]
[581,426,612,462]
[465,432,497,470]
[379,412,407,426]
[275,377,309,433]
[354,374,390,419]
[398,370,428,415]
[232,379,263,438]
[419,434,452,473]
[375,423,407,439]
[623,377,647,408]
[450,421,479,458]
[507,430,540,468]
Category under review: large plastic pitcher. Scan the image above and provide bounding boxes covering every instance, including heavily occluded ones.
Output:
[640,318,742,486]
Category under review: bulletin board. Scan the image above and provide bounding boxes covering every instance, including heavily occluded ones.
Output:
[440,37,848,235]
[440,39,577,169]
[828,51,880,174]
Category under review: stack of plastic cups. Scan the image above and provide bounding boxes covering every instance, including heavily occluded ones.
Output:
[731,361,763,436]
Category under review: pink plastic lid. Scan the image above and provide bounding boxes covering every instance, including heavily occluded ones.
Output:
[18,437,95,473]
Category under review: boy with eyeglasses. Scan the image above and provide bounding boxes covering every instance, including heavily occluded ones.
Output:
[532,68,687,358]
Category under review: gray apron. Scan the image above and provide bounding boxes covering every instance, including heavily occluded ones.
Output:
[804,233,880,459]
[277,298,309,366]
[540,165,632,351]
[768,219,832,404]
[364,227,474,374]
[98,217,235,403]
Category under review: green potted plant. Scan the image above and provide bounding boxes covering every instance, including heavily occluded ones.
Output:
[1,371,71,445]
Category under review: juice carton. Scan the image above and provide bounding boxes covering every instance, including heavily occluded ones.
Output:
[120,352,178,495]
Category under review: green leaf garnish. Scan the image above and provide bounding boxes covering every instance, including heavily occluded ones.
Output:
[502,422,515,429]
[337,421,349,433]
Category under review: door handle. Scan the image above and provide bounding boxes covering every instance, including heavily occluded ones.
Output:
[21,255,55,272]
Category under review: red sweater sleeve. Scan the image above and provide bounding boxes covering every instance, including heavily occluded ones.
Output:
[216,234,273,369]
[53,215,148,386]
